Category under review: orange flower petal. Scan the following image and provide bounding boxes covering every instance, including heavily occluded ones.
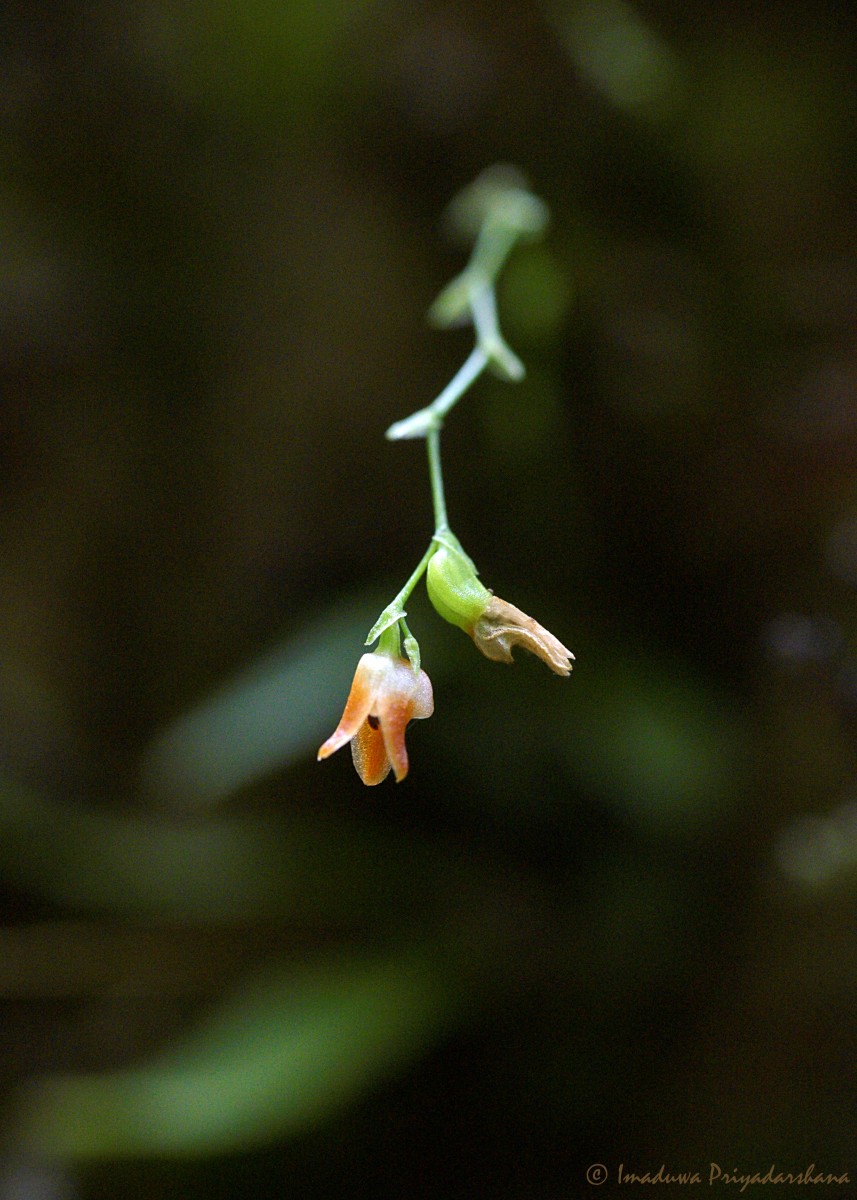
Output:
[379,697,413,783]
[317,654,378,760]
[376,662,433,783]
[351,719,392,785]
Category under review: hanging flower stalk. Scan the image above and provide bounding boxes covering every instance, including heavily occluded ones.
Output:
[319,166,573,785]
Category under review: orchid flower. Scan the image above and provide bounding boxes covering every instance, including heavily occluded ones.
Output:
[317,651,433,785]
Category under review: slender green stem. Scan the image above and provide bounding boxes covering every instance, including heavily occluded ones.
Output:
[379,544,434,619]
[470,216,519,284]
[369,173,547,656]
[427,428,447,533]
[470,281,524,381]
[470,283,500,348]
[389,544,435,611]
[387,346,488,441]
[364,542,436,645]
[431,346,488,423]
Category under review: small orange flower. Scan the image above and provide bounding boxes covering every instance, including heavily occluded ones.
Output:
[317,652,434,785]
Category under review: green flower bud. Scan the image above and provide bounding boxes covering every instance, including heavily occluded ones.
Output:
[446,165,549,243]
[426,542,491,632]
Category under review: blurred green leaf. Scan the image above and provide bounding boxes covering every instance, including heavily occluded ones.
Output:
[561,643,746,834]
[0,772,432,925]
[13,949,453,1158]
[552,0,684,122]
[139,592,384,808]
[142,0,380,117]
[435,631,744,836]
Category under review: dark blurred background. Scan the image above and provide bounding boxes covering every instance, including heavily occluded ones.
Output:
[2,0,857,1195]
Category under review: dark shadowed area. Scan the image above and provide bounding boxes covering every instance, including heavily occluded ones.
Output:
[2,1,857,1196]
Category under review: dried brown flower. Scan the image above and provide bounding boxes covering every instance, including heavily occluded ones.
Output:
[470,597,574,676]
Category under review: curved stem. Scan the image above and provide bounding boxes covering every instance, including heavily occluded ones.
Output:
[368,173,546,655]
[385,346,488,441]
[397,543,436,605]
[364,542,436,645]
[470,216,519,284]
[470,281,524,381]
[470,282,500,347]
[430,346,488,423]
[427,428,447,533]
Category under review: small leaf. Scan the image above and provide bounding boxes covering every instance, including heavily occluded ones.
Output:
[365,606,406,644]
[138,594,377,807]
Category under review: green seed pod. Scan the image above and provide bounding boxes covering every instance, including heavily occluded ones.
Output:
[427,544,491,632]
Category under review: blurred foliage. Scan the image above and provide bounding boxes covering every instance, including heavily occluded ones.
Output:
[15,951,453,1159]
[2,0,857,1196]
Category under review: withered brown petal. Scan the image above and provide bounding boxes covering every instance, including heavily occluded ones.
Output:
[471,596,574,676]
